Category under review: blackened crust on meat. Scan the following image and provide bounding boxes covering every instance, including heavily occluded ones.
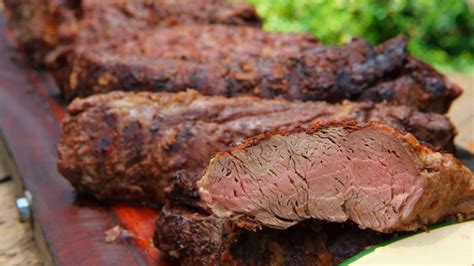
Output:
[165,171,202,206]
[57,90,457,204]
[198,120,473,233]
[153,204,390,266]
[53,33,460,112]
[3,0,261,66]
[49,24,319,100]
[154,205,232,265]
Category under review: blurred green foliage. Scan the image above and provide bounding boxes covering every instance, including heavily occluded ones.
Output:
[248,0,474,74]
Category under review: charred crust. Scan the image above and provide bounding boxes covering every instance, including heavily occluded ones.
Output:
[165,171,202,205]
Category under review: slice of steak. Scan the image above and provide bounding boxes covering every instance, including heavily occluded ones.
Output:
[3,0,261,66]
[198,120,474,233]
[58,90,456,204]
[52,32,461,112]
[154,204,391,265]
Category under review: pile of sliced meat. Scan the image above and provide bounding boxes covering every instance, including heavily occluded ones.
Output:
[4,0,473,265]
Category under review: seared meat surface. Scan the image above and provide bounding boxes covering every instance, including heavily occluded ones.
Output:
[3,0,261,65]
[52,33,460,112]
[5,2,461,111]
[154,204,391,266]
[50,24,319,100]
[198,120,473,233]
[58,90,456,204]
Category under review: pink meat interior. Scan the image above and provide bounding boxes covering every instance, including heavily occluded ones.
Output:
[198,126,423,231]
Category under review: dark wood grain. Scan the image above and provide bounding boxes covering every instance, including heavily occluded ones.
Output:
[0,14,164,266]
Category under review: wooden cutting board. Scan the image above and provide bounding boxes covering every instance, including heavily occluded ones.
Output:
[0,14,472,266]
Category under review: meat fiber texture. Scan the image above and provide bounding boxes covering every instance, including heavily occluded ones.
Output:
[198,120,474,233]
[51,31,461,113]
[58,90,456,204]
[153,204,391,266]
[3,0,261,66]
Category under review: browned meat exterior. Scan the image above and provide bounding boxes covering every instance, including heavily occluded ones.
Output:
[3,0,261,65]
[49,24,318,100]
[58,90,456,204]
[198,120,474,233]
[52,33,461,112]
[3,0,78,65]
[154,204,390,265]
[91,24,317,62]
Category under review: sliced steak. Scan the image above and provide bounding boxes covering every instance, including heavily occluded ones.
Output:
[52,33,461,112]
[154,204,390,265]
[3,0,261,66]
[198,120,474,233]
[58,90,456,204]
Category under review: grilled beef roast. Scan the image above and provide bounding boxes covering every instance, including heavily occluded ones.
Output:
[5,1,461,111]
[49,24,318,100]
[51,32,460,112]
[58,90,456,204]
[3,0,261,66]
[154,204,391,265]
[198,120,474,233]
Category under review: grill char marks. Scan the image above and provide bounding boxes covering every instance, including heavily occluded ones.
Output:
[198,121,473,233]
[154,204,390,266]
[58,91,457,204]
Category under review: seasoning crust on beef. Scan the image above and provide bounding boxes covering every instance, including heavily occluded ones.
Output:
[5,1,461,112]
[49,24,318,100]
[51,32,461,112]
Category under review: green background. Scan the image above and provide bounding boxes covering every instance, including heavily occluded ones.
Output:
[248,0,474,74]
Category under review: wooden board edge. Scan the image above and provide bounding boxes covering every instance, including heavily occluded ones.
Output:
[0,130,55,265]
